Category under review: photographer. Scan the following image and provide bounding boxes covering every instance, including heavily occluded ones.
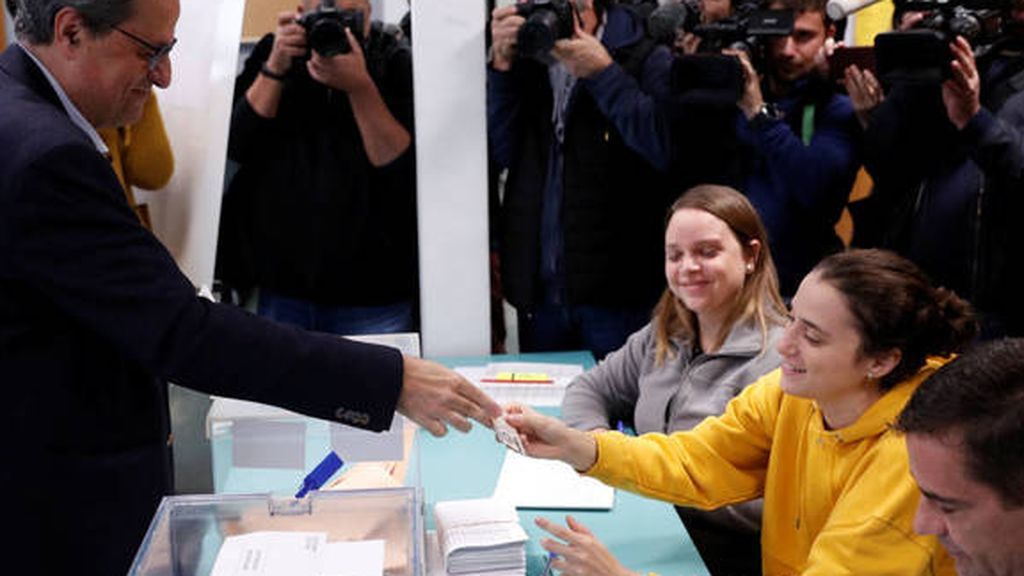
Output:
[488,0,674,359]
[731,0,861,296]
[218,0,417,335]
[852,4,1024,338]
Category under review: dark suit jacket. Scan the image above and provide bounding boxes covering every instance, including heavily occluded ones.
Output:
[0,44,404,575]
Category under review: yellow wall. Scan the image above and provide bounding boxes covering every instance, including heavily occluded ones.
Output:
[243,0,300,42]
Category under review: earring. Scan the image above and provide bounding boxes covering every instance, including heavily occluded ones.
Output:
[745,263,754,273]
[866,371,876,380]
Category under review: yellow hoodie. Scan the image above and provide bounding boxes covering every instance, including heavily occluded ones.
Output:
[587,360,956,576]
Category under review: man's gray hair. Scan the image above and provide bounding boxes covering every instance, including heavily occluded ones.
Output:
[14,0,136,44]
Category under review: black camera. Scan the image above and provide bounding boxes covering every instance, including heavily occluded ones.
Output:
[875,0,1009,84]
[692,7,794,54]
[671,4,793,105]
[298,0,365,57]
[515,0,578,61]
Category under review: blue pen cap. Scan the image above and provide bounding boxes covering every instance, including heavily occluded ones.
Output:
[295,451,344,498]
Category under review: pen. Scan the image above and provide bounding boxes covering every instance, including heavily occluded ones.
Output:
[616,420,626,434]
[295,451,344,498]
[542,551,556,576]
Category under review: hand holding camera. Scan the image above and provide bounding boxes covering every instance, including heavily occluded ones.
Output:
[725,48,767,119]
[306,27,372,93]
[490,5,526,71]
[551,20,613,78]
[266,8,309,77]
[943,35,981,129]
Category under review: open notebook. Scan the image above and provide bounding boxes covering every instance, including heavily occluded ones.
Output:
[433,499,528,575]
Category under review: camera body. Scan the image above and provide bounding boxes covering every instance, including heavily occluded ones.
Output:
[515,0,577,60]
[876,0,1010,84]
[298,0,366,57]
[692,7,794,55]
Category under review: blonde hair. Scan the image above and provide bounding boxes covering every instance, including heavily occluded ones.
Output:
[654,185,787,365]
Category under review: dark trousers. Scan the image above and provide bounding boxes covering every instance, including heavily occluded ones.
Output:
[676,506,763,576]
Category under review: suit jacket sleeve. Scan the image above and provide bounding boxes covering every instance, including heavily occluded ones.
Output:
[3,142,403,431]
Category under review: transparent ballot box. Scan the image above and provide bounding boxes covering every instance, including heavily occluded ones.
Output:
[207,398,418,495]
[129,488,424,576]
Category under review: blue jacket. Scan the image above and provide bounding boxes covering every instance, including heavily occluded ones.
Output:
[489,5,675,311]
[738,79,862,295]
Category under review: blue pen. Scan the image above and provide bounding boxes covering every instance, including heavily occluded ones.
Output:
[542,551,557,576]
[616,420,626,434]
[295,451,344,498]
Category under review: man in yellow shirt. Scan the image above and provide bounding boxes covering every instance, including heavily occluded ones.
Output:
[899,339,1024,576]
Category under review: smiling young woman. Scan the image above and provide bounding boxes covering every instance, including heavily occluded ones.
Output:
[560,185,787,574]
[511,249,977,576]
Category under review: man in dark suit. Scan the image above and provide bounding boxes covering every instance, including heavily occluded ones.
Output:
[0,1,500,574]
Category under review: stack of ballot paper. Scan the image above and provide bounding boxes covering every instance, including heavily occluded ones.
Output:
[433,499,528,575]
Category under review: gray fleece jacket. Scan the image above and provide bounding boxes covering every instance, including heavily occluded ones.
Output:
[561,317,783,531]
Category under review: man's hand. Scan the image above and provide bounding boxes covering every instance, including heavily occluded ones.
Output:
[491,5,525,72]
[503,404,598,471]
[843,65,883,129]
[397,356,501,437]
[266,6,308,77]
[307,28,373,93]
[726,49,766,119]
[943,35,981,130]
[552,21,613,79]
[813,37,840,81]
[535,516,640,576]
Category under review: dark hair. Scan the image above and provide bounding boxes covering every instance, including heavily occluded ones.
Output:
[767,0,832,25]
[653,184,787,364]
[897,338,1024,507]
[14,0,135,44]
[6,0,16,17]
[811,249,977,391]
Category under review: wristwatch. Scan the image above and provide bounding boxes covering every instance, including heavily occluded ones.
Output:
[750,102,782,126]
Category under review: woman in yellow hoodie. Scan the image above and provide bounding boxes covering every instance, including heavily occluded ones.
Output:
[506,249,976,576]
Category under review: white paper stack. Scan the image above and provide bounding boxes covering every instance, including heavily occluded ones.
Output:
[433,499,528,575]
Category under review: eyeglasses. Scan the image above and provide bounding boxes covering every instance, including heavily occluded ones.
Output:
[112,25,177,71]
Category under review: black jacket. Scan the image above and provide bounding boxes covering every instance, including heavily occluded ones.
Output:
[858,46,1024,336]
[218,24,417,306]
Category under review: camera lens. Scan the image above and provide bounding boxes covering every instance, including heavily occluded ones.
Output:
[310,20,350,56]
[518,11,561,58]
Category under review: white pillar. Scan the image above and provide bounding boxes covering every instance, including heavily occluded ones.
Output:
[135,0,245,289]
[4,8,14,47]
[412,0,491,356]
[371,0,408,25]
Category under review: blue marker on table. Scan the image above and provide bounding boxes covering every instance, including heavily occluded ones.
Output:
[295,451,344,498]
[542,551,557,576]
[616,420,626,434]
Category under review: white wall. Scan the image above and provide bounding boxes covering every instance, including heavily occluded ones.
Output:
[412,0,491,356]
[371,0,408,26]
[138,0,246,495]
[135,0,245,288]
